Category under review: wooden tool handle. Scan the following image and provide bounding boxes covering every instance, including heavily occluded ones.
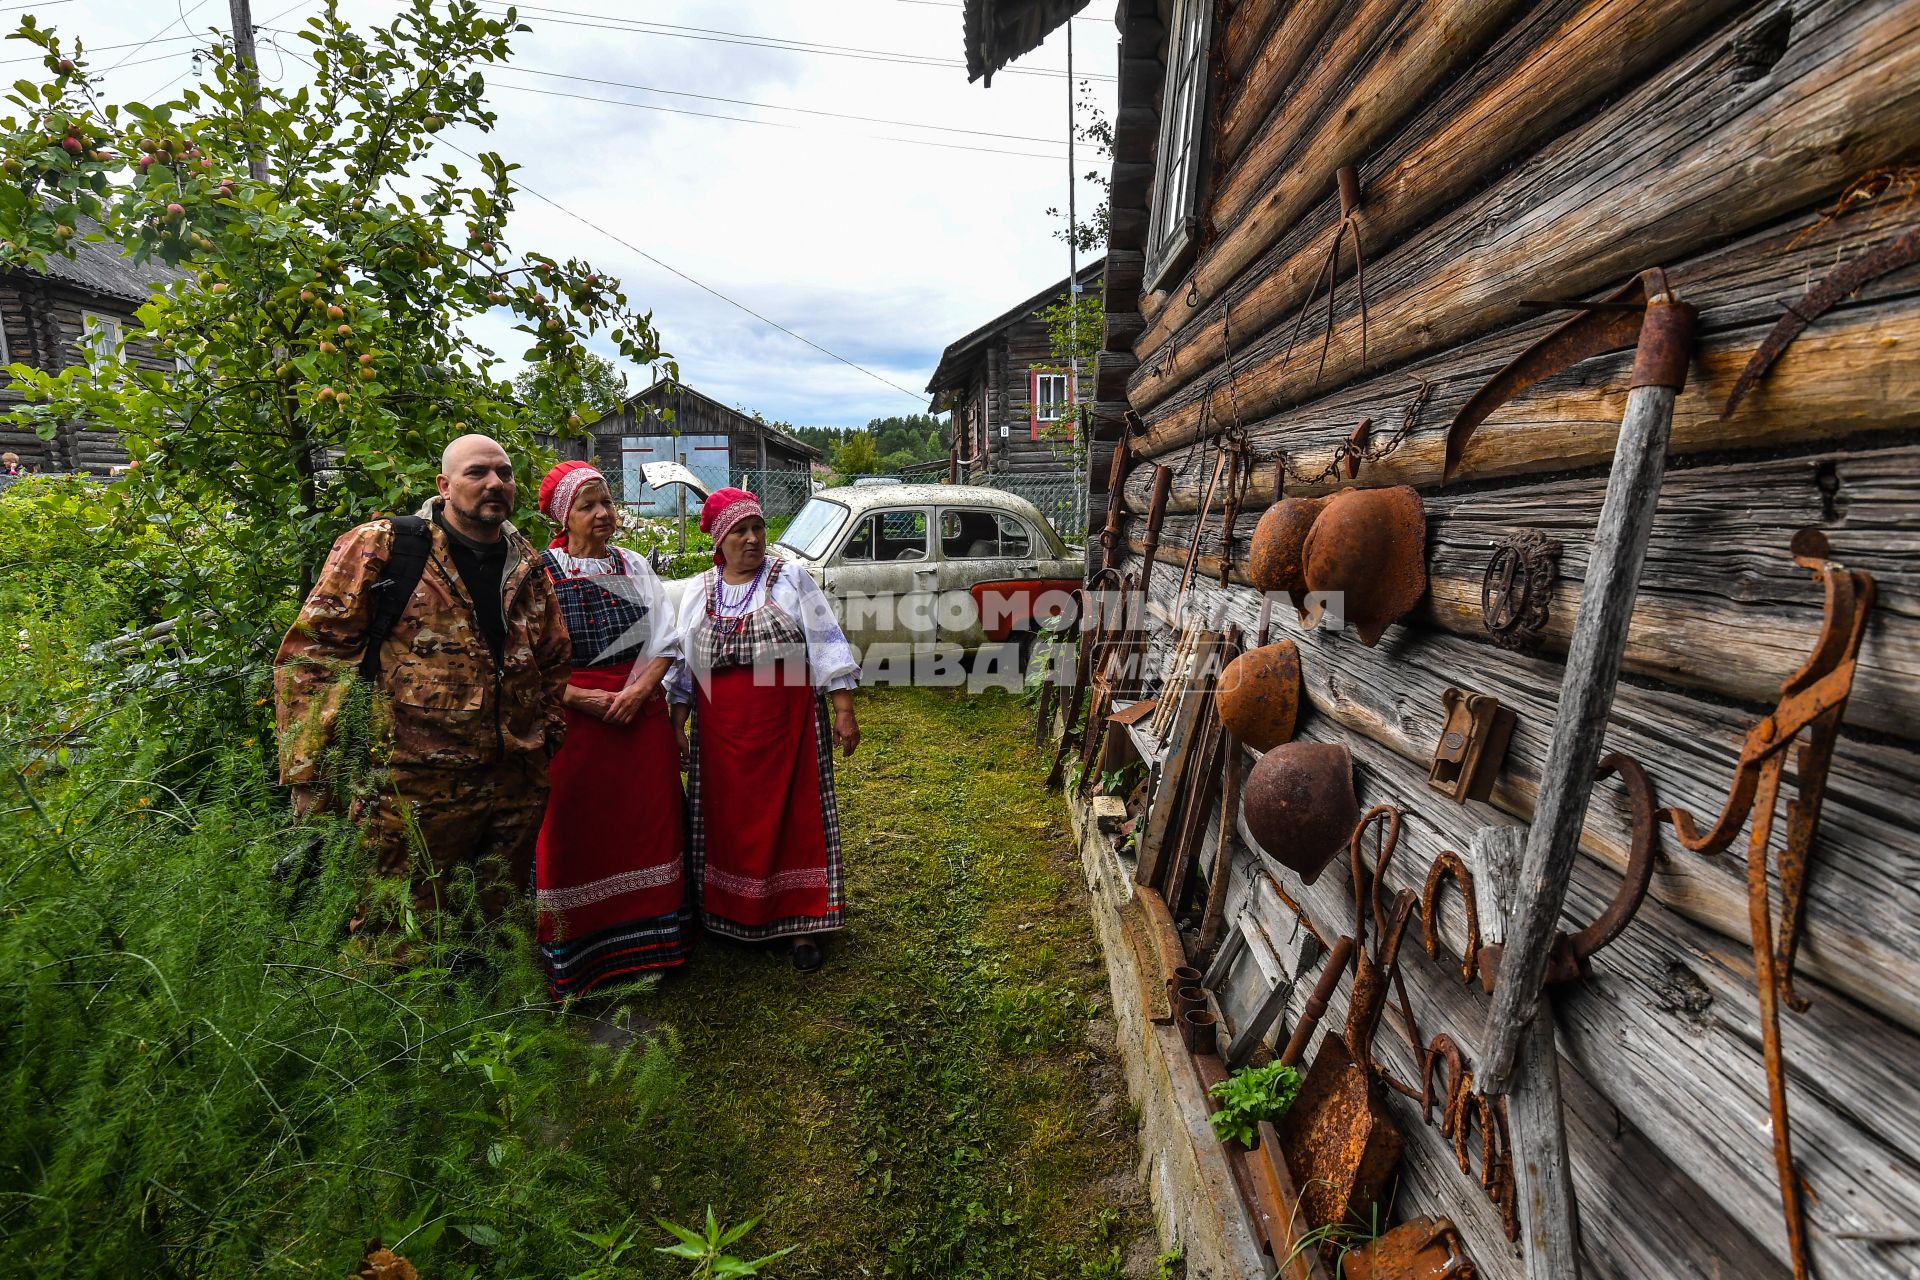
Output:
[1282,935,1354,1067]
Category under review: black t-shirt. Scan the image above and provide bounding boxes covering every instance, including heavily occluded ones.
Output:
[433,507,508,665]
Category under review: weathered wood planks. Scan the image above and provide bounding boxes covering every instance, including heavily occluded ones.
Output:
[1131,560,1920,1038]
[1129,0,1920,457]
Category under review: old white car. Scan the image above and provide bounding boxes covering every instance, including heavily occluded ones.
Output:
[667,483,1085,657]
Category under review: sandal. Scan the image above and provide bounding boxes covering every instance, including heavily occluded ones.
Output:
[790,937,824,973]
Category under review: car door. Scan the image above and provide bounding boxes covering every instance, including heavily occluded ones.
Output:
[821,506,936,654]
[934,507,1056,649]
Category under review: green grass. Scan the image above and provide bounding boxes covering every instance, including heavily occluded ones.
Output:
[624,686,1149,1278]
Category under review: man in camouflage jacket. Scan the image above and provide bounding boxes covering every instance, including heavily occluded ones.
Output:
[274,434,570,926]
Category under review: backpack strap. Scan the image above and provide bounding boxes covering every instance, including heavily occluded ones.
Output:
[359,516,433,683]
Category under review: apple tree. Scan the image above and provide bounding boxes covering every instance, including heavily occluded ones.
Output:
[0,1,671,725]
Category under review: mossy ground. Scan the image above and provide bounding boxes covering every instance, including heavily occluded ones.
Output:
[620,686,1155,1279]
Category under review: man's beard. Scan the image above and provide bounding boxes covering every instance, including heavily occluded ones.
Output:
[454,492,510,527]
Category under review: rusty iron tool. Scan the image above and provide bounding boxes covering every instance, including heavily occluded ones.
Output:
[1279,935,1355,1067]
[1475,753,1661,992]
[1168,627,1243,913]
[1194,727,1246,959]
[1723,224,1919,418]
[1663,528,1874,1280]
[1478,274,1697,1102]
[1340,1214,1477,1280]
[1098,432,1133,574]
[1412,1033,1520,1244]
[1218,428,1254,588]
[1349,807,1428,1099]
[1445,267,1682,483]
[1176,449,1230,621]
[1279,887,1415,1235]
[1285,163,1370,383]
[1420,852,1483,985]
[1137,464,1175,609]
[1481,531,1562,651]
[1048,570,1121,788]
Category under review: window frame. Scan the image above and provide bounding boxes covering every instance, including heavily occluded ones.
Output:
[1143,0,1215,294]
[1030,368,1070,429]
[78,310,123,367]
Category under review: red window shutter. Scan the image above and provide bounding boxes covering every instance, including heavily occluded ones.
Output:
[1029,366,1041,440]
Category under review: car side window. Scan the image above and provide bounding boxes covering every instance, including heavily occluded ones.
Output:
[841,510,928,562]
[998,515,1033,558]
[940,509,1004,558]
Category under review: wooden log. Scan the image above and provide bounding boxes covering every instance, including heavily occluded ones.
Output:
[1476,826,1581,1279]
[1125,560,1920,1039]
[1128,0,1920,456]
[1212,0,1350,174]
[1121,280,1920,512]
[1132,0,1749,395]
[1096,352,1140,403]
[1146,442,1920,739]
[1233,718,1920,1279]
[1104,249,1146,306]
[1210,0,1529,246]
[1218,0,1290,86]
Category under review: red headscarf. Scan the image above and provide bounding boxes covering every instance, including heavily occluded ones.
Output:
[699,486,763,566]
[538,460,605,548]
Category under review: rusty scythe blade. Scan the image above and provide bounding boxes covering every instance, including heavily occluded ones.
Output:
[1444,268,1673,482]
[1721,224,1920,419]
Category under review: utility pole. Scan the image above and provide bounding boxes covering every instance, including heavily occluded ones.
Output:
[1065,21,1085,531]
[228,0,268,181]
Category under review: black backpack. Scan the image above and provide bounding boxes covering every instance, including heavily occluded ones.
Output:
[358,516,434,683]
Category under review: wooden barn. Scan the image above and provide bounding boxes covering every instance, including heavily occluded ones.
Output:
[588,379,819,514]
[976,1,1920,1278]
[0,215,186,473]
[926,258,1104,481]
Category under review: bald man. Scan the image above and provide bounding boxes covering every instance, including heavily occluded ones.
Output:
[274,434,572,933]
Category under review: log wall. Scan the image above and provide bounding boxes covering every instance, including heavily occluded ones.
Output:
[1093,0,1920,1273]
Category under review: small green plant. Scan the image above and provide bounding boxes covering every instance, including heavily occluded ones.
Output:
[1281,1194,1387,1271]
[1097,761,1144,797]
[1153,1246,1185,1279]
[1207,1060,1304,1147]
[655,1208,797,1279]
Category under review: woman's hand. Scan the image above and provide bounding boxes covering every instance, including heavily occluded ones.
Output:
[566,686,617,721]
[675,719,692,768]
[607,659,669,725]
[830,691,859,758]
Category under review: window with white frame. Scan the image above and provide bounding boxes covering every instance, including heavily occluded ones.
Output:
[1032,370,1069,422]
[1144,0,1214,292]
[79,311,122,366]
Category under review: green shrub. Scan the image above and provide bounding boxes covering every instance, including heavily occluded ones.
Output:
[0,703,677,1277]
[1206,1060,1303,1148]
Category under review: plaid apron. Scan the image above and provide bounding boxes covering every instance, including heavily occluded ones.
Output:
[686,558,846,940]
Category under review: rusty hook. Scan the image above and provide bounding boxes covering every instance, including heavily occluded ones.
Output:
[1283,163,1369,383]
[1476,752,1662,991]
[1421,1033,1468,1131]
[1421,850,1483,984]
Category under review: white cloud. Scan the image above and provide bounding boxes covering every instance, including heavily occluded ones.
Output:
[44,0,1115,429]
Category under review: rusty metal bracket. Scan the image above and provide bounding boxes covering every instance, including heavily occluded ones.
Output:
[1723,224,1920,418]
[1427,688,1516,804]
[1341,1215,1478,1280]
[1476,752,1661,991]
[1421,852,1482,984]
[1662,528,1875,1280]
[1445,267,1687,482]
[1481,531,1561,650]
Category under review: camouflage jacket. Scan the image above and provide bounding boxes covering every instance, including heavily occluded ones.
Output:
[274,497,571,784]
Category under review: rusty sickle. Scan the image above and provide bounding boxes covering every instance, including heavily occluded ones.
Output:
[1098,434,1132,574]
[1445,267,1696,482]
[1663,528,1875,1280]
[1723,224,1919,418]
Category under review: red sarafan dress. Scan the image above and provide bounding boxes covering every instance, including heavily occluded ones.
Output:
[535,546,690,996]
[670,556,859,941]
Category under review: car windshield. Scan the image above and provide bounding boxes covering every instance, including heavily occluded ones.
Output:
[774,498,850,561]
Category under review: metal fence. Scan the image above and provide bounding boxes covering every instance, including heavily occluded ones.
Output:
[985,473,1083,544]
[730,468,817,518]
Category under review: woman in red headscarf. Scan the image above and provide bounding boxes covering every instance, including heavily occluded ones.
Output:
[532,461,690,998]
[668,487,860,972]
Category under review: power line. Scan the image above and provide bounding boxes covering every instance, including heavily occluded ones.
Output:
[487,62,1063,143]
[100,0,213,74]
[467,0,1114,81]
[482,80,1065,161]
[893,0,1108,22]
[0,32,205,68]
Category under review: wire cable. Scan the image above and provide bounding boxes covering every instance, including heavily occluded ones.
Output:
[467,0,1113,81]
[99,0,212,74]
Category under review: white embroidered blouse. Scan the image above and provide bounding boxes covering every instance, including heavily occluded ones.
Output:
[666,558,860,704]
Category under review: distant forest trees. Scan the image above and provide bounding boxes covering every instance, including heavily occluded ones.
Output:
[782,414,952,476]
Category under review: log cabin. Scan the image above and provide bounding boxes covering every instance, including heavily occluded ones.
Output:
[926,258,1105,482]
[965,1,1920,1277]
[588,378,819,515]
[0,214,186,473]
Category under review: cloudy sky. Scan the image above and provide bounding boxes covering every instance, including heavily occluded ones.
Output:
[25,0,1116,429]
